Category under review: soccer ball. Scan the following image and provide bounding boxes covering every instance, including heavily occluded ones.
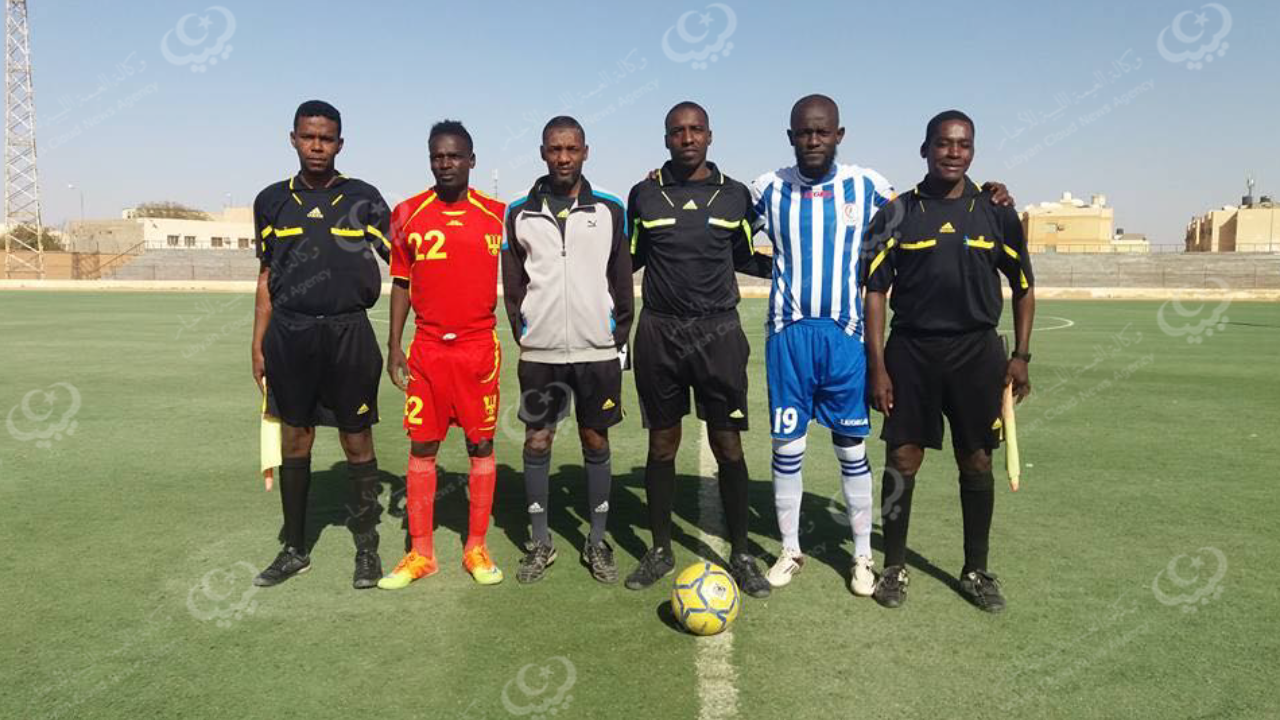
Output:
[671,561,740,636]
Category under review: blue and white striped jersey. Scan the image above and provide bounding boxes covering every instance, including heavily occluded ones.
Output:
[750,164,894,337]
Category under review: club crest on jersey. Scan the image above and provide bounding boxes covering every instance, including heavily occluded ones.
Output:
[485,233,502,256]
[843,204,859,222]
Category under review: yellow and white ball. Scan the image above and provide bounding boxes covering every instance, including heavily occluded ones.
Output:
[671,561,740,636]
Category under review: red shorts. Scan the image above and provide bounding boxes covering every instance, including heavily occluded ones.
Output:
[404,332,501,444]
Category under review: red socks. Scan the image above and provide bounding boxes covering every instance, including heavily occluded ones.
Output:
[406,455,436,558]
[466,455,497,551]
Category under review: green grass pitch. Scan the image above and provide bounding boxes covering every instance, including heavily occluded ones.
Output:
[2,291,1277,719]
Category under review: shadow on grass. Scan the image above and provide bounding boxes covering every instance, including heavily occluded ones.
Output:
[272,461,405,557]
[654,599,685,634]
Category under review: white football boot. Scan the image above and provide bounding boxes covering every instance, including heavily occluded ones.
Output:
[766,547,805,587]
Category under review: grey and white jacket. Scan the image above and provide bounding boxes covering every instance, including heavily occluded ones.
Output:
[501,176,634,364]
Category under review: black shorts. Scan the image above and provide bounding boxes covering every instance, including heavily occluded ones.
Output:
[517,359,623,431]
[880,328,1004,452]
[634,309,750,431]
[263,307,382,432]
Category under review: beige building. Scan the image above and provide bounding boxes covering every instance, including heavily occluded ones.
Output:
[66,207,255,253]
[1020,192,1145,253]
[1185,200,1280,252]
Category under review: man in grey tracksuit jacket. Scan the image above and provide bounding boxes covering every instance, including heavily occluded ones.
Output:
[501,115,634,584]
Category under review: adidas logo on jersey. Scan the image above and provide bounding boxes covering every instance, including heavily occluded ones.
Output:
[682,199,698,210]
[729,409,745,419]
[556,208,570,219]
[594,501,609,513]
[528,502,545,514]
[601,398,616,410]
[307,207,324,219]
[940,221,955,233]
[357,403,369,415]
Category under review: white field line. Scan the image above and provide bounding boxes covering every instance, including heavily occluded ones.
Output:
[696,425,738,720]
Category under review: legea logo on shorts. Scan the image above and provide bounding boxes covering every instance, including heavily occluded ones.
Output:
[837,418,869,427]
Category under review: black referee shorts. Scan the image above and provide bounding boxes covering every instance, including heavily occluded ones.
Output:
[880,328,1005,452]
[517,359,623,431]
[263,307,382,432]
[634,309,750,431]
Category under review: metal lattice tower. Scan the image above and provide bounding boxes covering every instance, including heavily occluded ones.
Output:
[4,0,43,279]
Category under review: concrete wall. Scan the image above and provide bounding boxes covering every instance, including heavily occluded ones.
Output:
[10,248,1275,289]
[1,250,146,280]
[103,249,392,282]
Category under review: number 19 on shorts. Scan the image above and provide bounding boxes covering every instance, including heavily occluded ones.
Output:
[773,407,799,435]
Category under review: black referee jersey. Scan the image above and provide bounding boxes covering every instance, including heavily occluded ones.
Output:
[253,174,391,316]
[862,177,1033,334]
[627,161,771,318]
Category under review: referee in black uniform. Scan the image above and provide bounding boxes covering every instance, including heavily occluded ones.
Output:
[249,100,392,589]
[862,110,1034,612]
[623,101,773,597]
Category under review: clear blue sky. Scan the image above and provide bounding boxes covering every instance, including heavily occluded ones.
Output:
[33,0,1279,245]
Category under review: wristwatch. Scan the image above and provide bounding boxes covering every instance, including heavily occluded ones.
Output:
[1011,351,1032,363]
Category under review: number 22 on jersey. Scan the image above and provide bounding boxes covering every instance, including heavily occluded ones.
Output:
[409,230,447,261]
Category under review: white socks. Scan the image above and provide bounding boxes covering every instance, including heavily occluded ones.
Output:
[834,440,873,558]
[771,436,806,553]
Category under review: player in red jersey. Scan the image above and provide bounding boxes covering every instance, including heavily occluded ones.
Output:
[379,120,507,589]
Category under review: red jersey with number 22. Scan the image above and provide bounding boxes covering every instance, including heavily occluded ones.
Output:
[390,188,506,342]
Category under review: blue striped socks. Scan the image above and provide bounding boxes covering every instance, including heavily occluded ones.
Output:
[834,441,873,558]
[771,436,806,553]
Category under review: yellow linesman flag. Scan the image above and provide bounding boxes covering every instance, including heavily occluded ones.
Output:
[260,384,282,491]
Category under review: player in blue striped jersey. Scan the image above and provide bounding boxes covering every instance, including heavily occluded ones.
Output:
[750,95,1014,596]
[748,95,884,595]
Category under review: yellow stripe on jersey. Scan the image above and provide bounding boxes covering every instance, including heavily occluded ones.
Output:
[900,239,937,250]
[740,220,755,254]
[867,238,897,276]
[330,228,365,237]
[707,217,738,229]
[630,218,641,254]
[274,227,303,238]
[365,225,390,248]
[965,237,994,249]
[468,193,505,226]
[261,226,274,239]
[641,218,676,229]
[331,194,344,206]
[405,193,438,226]
[1003,245,1021,261]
